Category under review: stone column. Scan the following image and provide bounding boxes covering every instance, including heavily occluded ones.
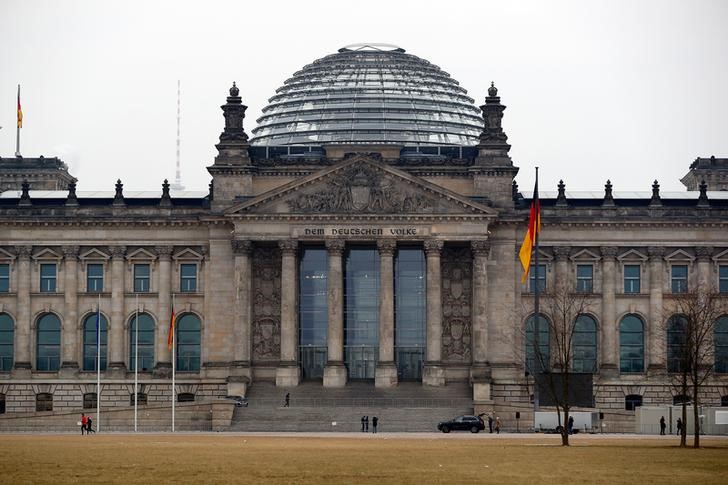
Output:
[375,239,397,388]
[695,246,713,289]
[470,240,492,401]
[108,246,126,375]
[323,239,346,388]
[13,246,32,375]
[600,247,618,376]
[154,245,173,377]
[423,239,445,386]
[647,246,665,373]
[276,240,300,387]
[231,240,253,371]
[60,245,80,375]
[553,246,571,292]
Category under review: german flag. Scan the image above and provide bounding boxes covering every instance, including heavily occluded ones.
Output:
[17,85,23,128]
[518,175,541,283]
[167,308,176,350]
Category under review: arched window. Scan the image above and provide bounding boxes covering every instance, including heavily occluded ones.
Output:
[129,313,155,371]
[0,313,14,372]
[715,316,728,373]
[177,392,195,402]
[573,314,597,373]
[619,314,644,373]
[176,313,201,372]
[82,313,108,371]
[625,394,643,411]
[36,314,61,371]
[526,314,550,374]
[36,393,53,412]
[83,392,97,409]
[667,315,688,373]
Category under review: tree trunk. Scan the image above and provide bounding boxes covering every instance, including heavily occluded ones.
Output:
[562,409,570,446]
[692,378,700,448]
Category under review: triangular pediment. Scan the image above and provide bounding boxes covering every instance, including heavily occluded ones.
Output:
[125,248,157,261]
[617,249,648,262]
[32,248,62,260]
[173,248,205,261]
[664,249,694,262]
[226,155,497,218]
[79,248,110,261]
[570,248,601,261]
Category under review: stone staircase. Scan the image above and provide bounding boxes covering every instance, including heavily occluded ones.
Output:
[229,381,474,432]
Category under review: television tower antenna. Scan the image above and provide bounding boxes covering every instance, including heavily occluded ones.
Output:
[171,79,185,190]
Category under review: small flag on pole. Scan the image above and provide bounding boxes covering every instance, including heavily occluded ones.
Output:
[17,85,23,128]
[519,174,541,283]
[167,308,176,350]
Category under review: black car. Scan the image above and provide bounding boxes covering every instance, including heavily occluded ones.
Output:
[437,415,485,433]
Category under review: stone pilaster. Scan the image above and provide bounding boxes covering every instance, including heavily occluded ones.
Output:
[108,246,126,375]
[375,239,397,388]
[276,240,300,387]
[154,245,173,377]
[647,246,665,374]
[324,239,346,388]
[231,240,253,372]
[423,239,445,386]
[600,247,618,376]
[553,246,571,292]
[695,246,713,288]
[13,245,32,375]
[470,240,492,401]
[60,245,80,375]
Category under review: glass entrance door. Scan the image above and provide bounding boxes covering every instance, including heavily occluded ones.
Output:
[345,346,377,379]
[344,247,379,380]
[396,346,424,380]
[300,345,327,380]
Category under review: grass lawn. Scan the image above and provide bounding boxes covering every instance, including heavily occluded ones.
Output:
[1,434,727,484]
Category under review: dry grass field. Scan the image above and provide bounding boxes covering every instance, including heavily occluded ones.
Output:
[1,433,727,484]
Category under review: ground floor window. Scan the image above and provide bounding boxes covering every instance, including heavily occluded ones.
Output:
[36,393,53,412]
[177,393,194,403]
[129,393,147,405]
[83,392,97,409]
[625,394,643,411]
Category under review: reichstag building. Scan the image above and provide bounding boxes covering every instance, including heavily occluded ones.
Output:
[0,44,727,424]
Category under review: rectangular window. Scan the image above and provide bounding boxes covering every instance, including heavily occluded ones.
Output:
[0,264,9,292]
[720,265,728,294]
[87,264,104,293]
[624,265,641,294]
[576,264,593,293]
[40,263,57,293]
[671,265,688,294]
[180,264,197,293]
[134,264,150,292]
[528,264,546,293]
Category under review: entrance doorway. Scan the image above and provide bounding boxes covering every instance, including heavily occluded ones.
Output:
[345,345,377,379]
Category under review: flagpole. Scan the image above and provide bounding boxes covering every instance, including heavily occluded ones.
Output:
[533,166,541,413]
[171,294,176,433]
[96,293,101,433]
[15,84,21,157]
[134,294,138,432]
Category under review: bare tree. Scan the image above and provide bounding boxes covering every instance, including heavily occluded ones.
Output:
[523,280,594,446]
[664,286,728,448]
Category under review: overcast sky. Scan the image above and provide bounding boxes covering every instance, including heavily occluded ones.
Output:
[1,0,726,194]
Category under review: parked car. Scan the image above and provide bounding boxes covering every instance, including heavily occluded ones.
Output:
[224,395,248,407]
[437,415,485,433]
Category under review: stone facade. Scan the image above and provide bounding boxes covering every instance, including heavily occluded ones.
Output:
[0,83,727,422]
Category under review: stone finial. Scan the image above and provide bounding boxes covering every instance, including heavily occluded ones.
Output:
[212,81,251,166]
[649,180,662,207]
[476,82,510,156]
[113,179,125,205]
[697,179,709,207]
[556,180,567,207]
[66,181,79,206]
[160,179,171,207]
[603,180,614,207]
[19,180,31,206]
[230,81,239,97]
[512,180,519,202]
[488,81,498,97]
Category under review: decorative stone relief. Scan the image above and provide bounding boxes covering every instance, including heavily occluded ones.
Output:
[288,164,434,213]
[441,246,472,362]
[252,245,281,362]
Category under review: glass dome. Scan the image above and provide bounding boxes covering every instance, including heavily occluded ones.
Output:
[250,44,484,146]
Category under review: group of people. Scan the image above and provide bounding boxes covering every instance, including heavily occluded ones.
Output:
[484,414,502,434]
[79,413,95,435]
[659,416,684,435]
[360,415,379,433]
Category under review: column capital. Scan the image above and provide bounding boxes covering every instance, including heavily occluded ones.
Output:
[695,246,714,262]
[600,246,618,259]
[231,239,253,255]
[62,245,80,259]
[424,239,444,255]
[647,246,666,261]
[553,246,571,261]
[155,245,174,260]
[376,239,397,256]
[109,245,127,259]
[14,245,32,259]
[325,239,345,254]
[278,239,298,255]
[470,240,490,258]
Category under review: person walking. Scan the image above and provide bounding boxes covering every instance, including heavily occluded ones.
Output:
[676,417,683,435]
[86,415,95,434]
[659,416,666,435]
[567,416,574,435]
[361,416,366,432]
[80,413,87,435]
[495,417,501,434]
[488,415,493,433]
[364,415,369,432]
[372,416,378,434]
[284,392,290,407]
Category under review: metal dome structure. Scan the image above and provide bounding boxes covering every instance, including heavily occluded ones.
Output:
[249,44,484,146]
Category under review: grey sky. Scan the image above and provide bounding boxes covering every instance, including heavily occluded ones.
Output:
[1,0,726,194]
